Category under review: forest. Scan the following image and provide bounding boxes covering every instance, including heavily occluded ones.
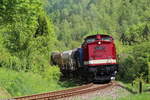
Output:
[0,0,150,98]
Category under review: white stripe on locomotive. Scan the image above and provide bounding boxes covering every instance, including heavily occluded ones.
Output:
[84,59,116,65]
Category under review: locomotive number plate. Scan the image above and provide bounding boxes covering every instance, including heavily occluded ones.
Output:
[95,46,105,50]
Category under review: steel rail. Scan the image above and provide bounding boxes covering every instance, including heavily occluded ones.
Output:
[12,82,117,100]
[13,83,93,100]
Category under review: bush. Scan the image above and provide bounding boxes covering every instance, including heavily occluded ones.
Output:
[118,42,150,82]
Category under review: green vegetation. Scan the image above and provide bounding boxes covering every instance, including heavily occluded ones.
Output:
[118,81,150,93]
[119,93,150,100]
[0,0,60,73]
[0,0,150,98]
[45,0,150,49]
[0,0,62,98]
[118,41,150,82]
[0,68,62,99]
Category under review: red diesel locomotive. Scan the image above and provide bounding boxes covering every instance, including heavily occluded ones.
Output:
[51,34,118,82]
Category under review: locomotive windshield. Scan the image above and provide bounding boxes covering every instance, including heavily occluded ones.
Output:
[86,38,96,43]
[101,37,111,42]
[85,36,112,44]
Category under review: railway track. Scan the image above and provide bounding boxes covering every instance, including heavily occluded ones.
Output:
[12,81,117,100]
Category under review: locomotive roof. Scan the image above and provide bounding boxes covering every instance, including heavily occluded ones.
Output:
[85,34,111,40]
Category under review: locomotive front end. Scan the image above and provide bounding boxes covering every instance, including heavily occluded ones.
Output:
[82,34,118,82]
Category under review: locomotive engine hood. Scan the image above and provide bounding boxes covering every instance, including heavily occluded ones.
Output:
[82,34,117,66]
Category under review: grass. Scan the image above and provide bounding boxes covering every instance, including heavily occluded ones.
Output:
[118,81,150,93]
[144,83,150,91]
[0,68,77,99]
[118,93,150,100]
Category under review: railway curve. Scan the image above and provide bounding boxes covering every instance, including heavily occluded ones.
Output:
[11,81,119,100]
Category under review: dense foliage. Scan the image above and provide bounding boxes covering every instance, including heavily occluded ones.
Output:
[45,0,150,48]
[119,42,150,82]
[0,0,60,80]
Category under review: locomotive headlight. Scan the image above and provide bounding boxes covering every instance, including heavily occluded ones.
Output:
[98,41,101,44]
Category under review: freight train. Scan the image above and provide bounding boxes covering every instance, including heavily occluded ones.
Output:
[51,34,118,82]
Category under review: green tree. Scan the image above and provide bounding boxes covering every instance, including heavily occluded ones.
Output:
[0,0,60,79]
